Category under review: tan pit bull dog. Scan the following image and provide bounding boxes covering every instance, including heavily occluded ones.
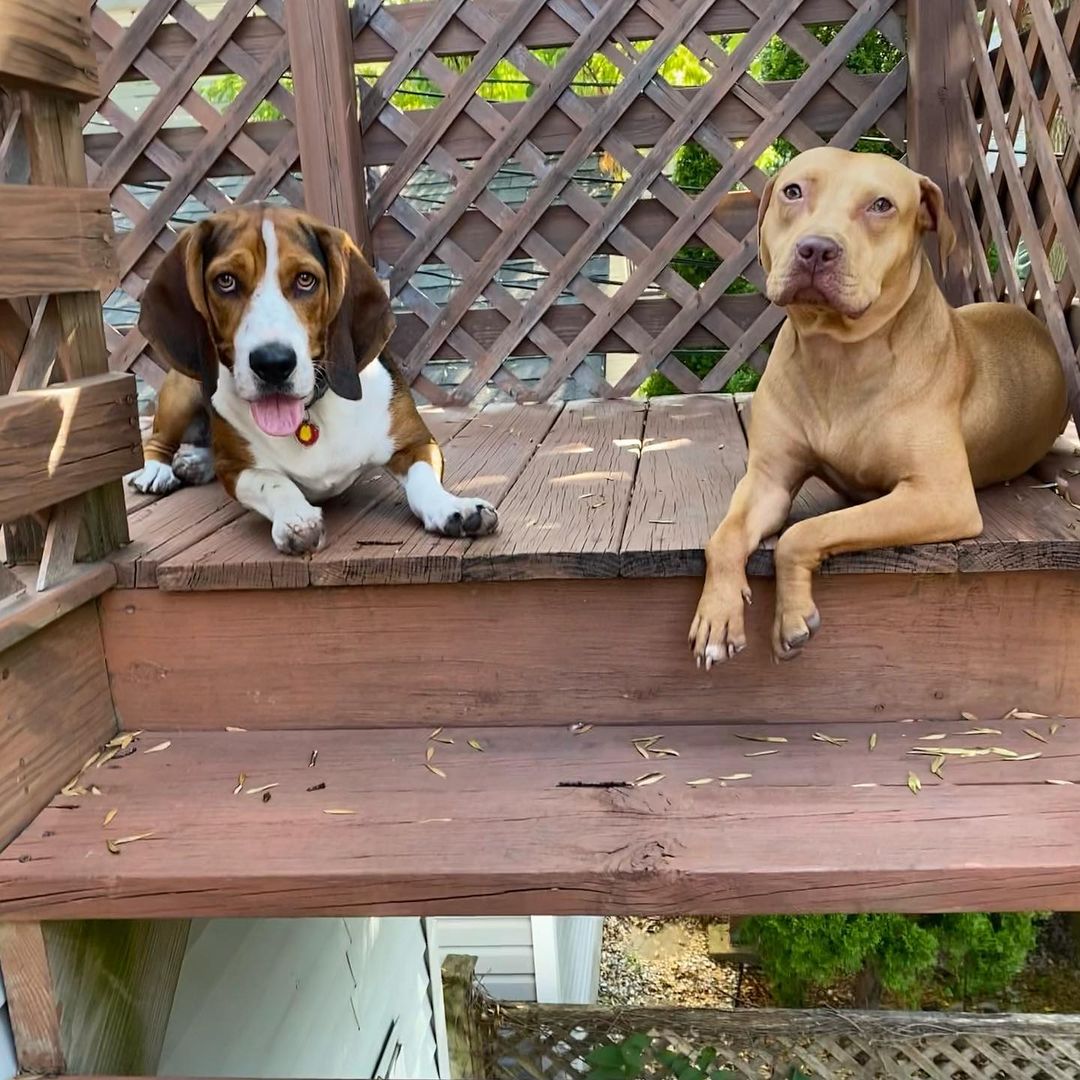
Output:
[690,146,1068,668]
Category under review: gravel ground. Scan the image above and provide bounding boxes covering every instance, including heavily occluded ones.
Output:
[598,916,761,1008]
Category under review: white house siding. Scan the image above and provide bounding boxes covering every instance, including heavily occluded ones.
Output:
[431,916,537,1002]
[158,918,439,1079]
[530,917,603,1005]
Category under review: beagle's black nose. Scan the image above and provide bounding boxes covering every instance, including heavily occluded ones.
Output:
[795,235,842,270]
[249,343,297,386]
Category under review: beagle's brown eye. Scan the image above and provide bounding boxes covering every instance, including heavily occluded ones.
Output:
[295,271,318,293]
[870,196,894,214]
[215,273,237,294]
[781,183,803,200]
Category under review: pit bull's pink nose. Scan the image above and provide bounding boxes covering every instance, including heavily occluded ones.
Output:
[795,235,842,270]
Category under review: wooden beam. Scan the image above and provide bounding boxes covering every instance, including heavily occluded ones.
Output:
[285,0,371,254]
[0,0,98,101]
[906,0,972,304]
[442,955,486,1080]
[0,372,141,522]
[0,186,116,298]
[0,560,116,652]
[0,922,64,1073]
[99,571,1080,730]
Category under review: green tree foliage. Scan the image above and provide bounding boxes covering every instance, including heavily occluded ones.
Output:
[584,1034,812,1080]
[738,913,1041,1009]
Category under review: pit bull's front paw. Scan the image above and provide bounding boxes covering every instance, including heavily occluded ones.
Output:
[689,578,753,669]
[129,459,181,495]
[425,495,499,538]
[271,508,325,555]
[172,445,215,486]
[772,604,821,661]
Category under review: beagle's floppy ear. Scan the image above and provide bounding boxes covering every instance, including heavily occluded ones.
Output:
[311,224,395,401]
[917,175,957,272]
[755,174,777,272]
[139,221,219,399]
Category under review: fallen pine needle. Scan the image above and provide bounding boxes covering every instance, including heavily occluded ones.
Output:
[89,785,102,796]
[426,745,435,762]
[309,750,318,767]
[103,809,118,827]
[909,747,990,757]
[570,723,593,735]
[429,727,443,740]
[82,751,102,771]
[634,743,651,759]
[918,733,948,741]
[323,809,356,815]
[225,726,247,733]
[245,783,278,795]
[1014,711,1049,721]
[812,732,848,746]
[418,818,452,824]
[869,733,877,751]
[632,736,661,747]
[1024,728,1048,743]
[1046,779,1075,785]
[468,739,485,752]
[112,831,154,846]
[907,772,922,794]
[745,749,780,757]
[425,763,447,779]
[143,740,171,755]
[1051,722,1063,736]
[233,772,246,796]
[961,711,979,722]
[634,772,664,786]
[718,773,752,781]
[1011,752,1043,761]
[851,783,878,788]
[95,746,120,768]
[736,734,788,743]
[960,727,1002,736]
[989,747,1019,758]
[930,755,946,778]
[433,736,454,745]
[647,518,676,525]
[651,748,680,758]
[686,777,715,786]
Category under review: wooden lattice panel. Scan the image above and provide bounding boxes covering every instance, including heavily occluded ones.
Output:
[490,1005,1080,1080]
[960,0,1080,419]
[83,0,908,404]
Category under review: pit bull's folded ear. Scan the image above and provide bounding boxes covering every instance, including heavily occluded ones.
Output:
[139,221,218,399]
[312,224,396,402]
[917,175,957,271]
[756,175,777,272]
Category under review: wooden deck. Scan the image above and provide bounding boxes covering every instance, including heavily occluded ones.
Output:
[117,395,1080,590]
[5,717,1080,920]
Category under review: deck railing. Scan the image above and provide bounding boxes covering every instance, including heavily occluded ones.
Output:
[0,0,139,630]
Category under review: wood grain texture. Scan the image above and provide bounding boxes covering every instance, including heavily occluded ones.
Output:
[7,720,1080,920]
[0,922,64,1071]
[0,186,116,298]
[99,571,1080,731]
[284,0,370,253]
[0,373,142,521]
[620,395,747,578]
[462,399,647,580]
[310,401,562,586]
[0,603,116,849]
[0,0,98,100]
[0,562,115,653]
[43,920,190,1075]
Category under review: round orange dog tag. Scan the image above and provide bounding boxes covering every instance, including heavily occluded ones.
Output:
[295,419,320,446]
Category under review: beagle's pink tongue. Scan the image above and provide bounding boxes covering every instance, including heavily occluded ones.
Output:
[250,395,305,437]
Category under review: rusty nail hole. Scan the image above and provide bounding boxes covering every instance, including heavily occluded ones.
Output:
[1,668,9,680]
[933,690,945,700]
[42,831,55,838]
[873,703,885,713]
[18,855,30,863]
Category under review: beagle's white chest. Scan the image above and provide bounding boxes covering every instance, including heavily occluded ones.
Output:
[212,360,397,502]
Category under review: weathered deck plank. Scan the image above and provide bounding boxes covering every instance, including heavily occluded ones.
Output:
[461,398,648,580]
[5,721,1080,920]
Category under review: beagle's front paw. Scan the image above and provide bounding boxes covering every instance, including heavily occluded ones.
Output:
[172,445,215,486]
[772,602,821,661]
[425,495,499,538]
[689,576,753,669]
[271,508,325,556]
[129,459,182,495]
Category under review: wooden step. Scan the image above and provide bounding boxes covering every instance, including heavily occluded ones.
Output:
[3,719,1080,920]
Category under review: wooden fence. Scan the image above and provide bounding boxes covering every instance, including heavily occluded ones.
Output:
[0,0,138,616]
[33,0,1080,412]
[484,1002,1080,1080]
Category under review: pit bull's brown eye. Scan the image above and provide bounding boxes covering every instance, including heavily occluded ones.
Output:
[214,273,237,294]
[295,271,318,293]
[782,183,802,200]
[870,197,894,214]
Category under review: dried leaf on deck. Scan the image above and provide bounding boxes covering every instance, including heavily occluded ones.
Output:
[812,732,848,746]
[1024,729,1048,743]
[930,755,945,778]
[425,763,447,779]
[95,747,120,768]
[632,736,661,748]
[89,785,102,796]
[570,723,593,735]
[106,840,121,855]
[960,711,979,722]
[1014,711,1048,721]
[634,772,664,787]
[433,737,455,745]
[735,734,788,744]
[103,809,118,827]
[1051,722,1063,736]
[651,748,680,758]
[468,739,485,752]
[718,773,752,781]
[143,741,171,755]
[245,783,278,795]
[233,772,246,796]
[82,752,102,771]
[634,743,651,760]
[309,750,318,768]
[225,726,247,733]
[686,777,715,786]
[429,727,443,740]
[869,733,877,751]
[907,772,922,795]
[426,745,435,762]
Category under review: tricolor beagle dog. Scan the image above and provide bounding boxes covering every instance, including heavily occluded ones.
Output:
[129,205,498,554]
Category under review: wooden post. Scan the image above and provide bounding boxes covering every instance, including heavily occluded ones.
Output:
[285,0,372,256]
[0,922,66,1074]
[441,954,487,1080]
[906,0,972,307]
